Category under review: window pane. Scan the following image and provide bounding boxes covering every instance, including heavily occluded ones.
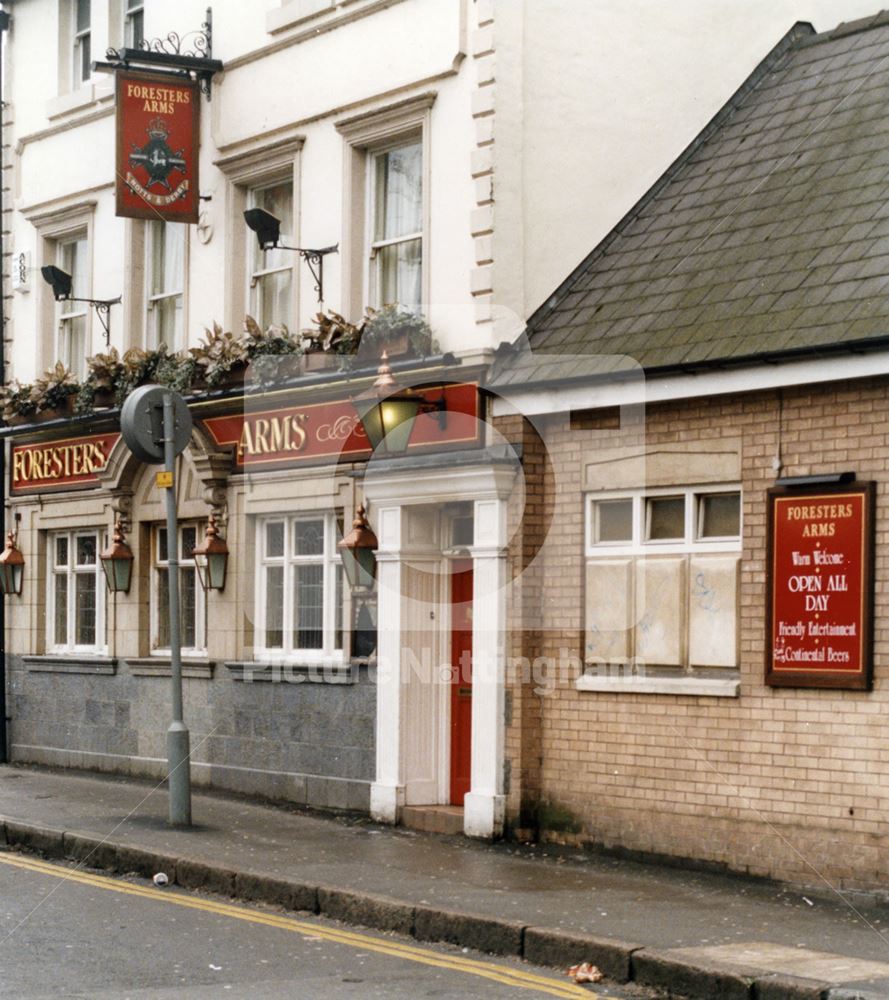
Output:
[75,573,96,646]
[76,0,91,33]
[294,519,323,557]
[251,182,293,274]
[376,238,421,311]
[374,144,422,241]
[596,500,633,543]
[156,569,170,648]
[256,269,292,329]
[60,315,87,378]
[335,563,344,652]
[700,493,740,538]
[266,522,284,559]
[180,567,197,648]
[294,564,323,649]
[181,526,197,560]
[150,222,184,296]
[61,237,88,296]
[79,34,91,83]
[647,497,684,541]
[158,528,168,563]
[54,575,68,646]
[265,565,284,648]
[76,535,97,565]
[55,536,69,567]
[151,294,183,350]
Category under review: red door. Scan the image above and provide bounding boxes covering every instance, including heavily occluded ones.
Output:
[450,560,473,806]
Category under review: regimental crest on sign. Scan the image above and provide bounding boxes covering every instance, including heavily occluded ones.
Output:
[116,71,200,224]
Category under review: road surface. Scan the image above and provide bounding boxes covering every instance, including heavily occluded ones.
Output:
[0,851,661,999]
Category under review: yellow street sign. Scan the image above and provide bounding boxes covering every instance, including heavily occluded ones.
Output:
[156,471,174,488]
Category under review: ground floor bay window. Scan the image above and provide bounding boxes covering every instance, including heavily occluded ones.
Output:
[256,514,344,662]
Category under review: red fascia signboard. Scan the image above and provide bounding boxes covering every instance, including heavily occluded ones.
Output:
[116,71,200,224]
[10,433,120,494]
[766,483,874,689]
[202,383,481,469]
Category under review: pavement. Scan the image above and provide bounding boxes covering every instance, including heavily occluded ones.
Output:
[1,765,889,1000]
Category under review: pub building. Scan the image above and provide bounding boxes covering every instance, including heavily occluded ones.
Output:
[6,0,889,890]
[487,13,889,890]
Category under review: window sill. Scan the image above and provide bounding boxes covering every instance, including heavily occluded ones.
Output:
[23,654,117,675]
[575,674,740,698]
[127,658,215,680]
[225,661,355,684]
[45,81,113,121]
[266,0,388,35]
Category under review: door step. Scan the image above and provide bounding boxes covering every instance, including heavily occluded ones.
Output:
[401,805,465,836]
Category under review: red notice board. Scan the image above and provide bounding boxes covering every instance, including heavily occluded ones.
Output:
[766,482,874,690]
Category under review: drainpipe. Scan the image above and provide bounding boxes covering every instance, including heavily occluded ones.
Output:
[0,5,12,763]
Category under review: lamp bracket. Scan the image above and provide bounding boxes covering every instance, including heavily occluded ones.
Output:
[59,295,122,348]
[418,393,448,430]
[272,243,339,303]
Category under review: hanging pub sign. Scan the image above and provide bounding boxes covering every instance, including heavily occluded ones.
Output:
[766,482,874,690]
[202,383,481,470]
[116,71,200,224]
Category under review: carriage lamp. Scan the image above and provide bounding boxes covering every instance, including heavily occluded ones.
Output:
[338,505,378,591]
[0,530,24,596]
[192,514,229,592]
[100,519,134,594]
[353,352,446,455]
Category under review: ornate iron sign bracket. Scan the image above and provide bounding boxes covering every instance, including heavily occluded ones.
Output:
[97,7,223,100]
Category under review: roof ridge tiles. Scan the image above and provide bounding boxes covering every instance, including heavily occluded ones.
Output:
[798,9,889,46]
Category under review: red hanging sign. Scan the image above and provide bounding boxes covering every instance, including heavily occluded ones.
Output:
[766,483,874,689]
[202,383,482,470]
[115,71,200,224]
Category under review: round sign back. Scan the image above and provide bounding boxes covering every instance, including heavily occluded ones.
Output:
[120,385,193,464]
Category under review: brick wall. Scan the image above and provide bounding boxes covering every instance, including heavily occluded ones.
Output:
[496,377,889,890]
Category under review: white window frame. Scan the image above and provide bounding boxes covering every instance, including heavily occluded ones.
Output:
[366,137,424,312]
[72,0,92,90]
[145,220,186,351]
[151,523,207,657]
[246,179,296,330]
[56,232,90,379]
[124,0,144,48]
[47,529,106,655]
[255,514,344,664]
[585,485,742,557]
[336,93,435,324]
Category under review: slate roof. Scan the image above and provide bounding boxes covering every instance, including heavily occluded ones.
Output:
[493,12,889,387]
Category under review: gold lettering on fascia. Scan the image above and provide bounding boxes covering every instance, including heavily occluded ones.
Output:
[13,441,110,485]
[237,414,308,458]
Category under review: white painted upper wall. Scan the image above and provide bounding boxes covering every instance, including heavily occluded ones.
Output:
[5,0,886,382]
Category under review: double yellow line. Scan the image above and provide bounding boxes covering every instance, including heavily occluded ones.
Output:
[0,851,609,999]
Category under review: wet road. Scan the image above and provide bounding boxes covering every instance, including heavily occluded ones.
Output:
[0,852,660,999]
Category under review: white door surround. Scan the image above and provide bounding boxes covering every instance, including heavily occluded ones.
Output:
[363,461,518,838]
